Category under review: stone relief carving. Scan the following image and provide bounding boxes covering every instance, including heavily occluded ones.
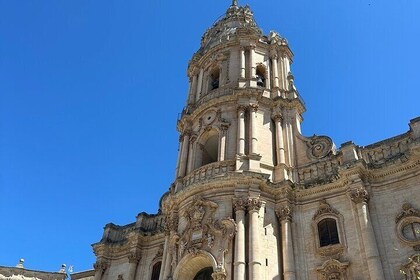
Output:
[306,135,335,160]
[316,259,349,280]
[313,200,340,221]
[396,203,420,250]
[348,187,369,204]
[177,197,236,270]
[93,260,108,272]
[400,254,420,280]
[275,204,293,221]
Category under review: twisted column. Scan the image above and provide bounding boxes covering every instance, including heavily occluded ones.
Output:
[248,198,263,280]
[276,205,296,280]
[348,187,385,280]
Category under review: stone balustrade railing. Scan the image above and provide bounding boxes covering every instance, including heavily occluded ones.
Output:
[360,134,412,167]
[297,158,340,188]
[183,160,236,188]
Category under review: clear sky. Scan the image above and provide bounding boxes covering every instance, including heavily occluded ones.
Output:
[1,0,419,273]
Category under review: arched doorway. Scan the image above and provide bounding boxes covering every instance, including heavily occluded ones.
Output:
[193,267,213,280]
[173,250,217,280]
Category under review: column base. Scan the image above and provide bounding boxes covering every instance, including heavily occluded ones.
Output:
[273,164,289,182]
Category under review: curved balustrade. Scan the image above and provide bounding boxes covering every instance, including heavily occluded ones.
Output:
[183,160,236,188]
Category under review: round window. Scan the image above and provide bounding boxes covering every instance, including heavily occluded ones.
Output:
[402,222,420,241]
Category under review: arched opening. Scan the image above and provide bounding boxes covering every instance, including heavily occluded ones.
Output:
[201,134,219,166]
[193,267,213,280]
[173,250,217,280]
[256,64,266,87]
[150,261,161,280]
[209,68,220,90]
[318,218,339,247]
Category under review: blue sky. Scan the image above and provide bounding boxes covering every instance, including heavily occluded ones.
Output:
[1,0,419,273]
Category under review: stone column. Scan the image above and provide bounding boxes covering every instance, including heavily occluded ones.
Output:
[273,114,287,181]
[266,59,271,89]
[240,47,246,80]
[249,45,256,86]
[219,125,228,161]
[190,74,198,103]
[237,106,246,155]
[187,136,196,173]
[249,104,258,155]
[93,260,108,280]
[248,198,263,280]
[178,131,190,178]
[159,236,170,280]
[127,252,141,280]
[196,68,204,101]
[348,187,385,280]
[276,205,296,280]
[273,114,286,165]
[271,54,279,89]
[233,198,247,280]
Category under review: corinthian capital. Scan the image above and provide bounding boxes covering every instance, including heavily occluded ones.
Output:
[232,197,247,212]
[348,187,369,204]
[128,251,141,263]
[247,198,262,211]
[276,204,293,221]
[93,260,108,272]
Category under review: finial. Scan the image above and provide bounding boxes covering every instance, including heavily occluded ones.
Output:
[232,0,238,6]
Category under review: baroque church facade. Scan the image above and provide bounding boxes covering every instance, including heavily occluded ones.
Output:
[73,2,420,280]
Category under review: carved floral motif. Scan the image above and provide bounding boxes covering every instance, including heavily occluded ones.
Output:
[93,260,108,272]
[247,198,262,211]
[232,197,247,212]
[127,251,141,263]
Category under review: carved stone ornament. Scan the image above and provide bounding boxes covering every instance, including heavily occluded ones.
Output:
[313,200,340,221]
[117,275,123,280]
[247,198,262,211]
[317,244,345,259]
[164,212,179,234]
[396,203,420,223]
[276,204,293,222]
[306,135,335,160]
[211,270,227,280]
[400,254,420,280]
[232,197,247,212]
[128,251,141,263]
[177,197,236,270]
[396,203,420,250]
[93,260,108,272]
[348,187,369,204]
[316,259,349,280]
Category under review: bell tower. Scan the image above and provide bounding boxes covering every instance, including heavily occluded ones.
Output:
[175,1,305,187]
